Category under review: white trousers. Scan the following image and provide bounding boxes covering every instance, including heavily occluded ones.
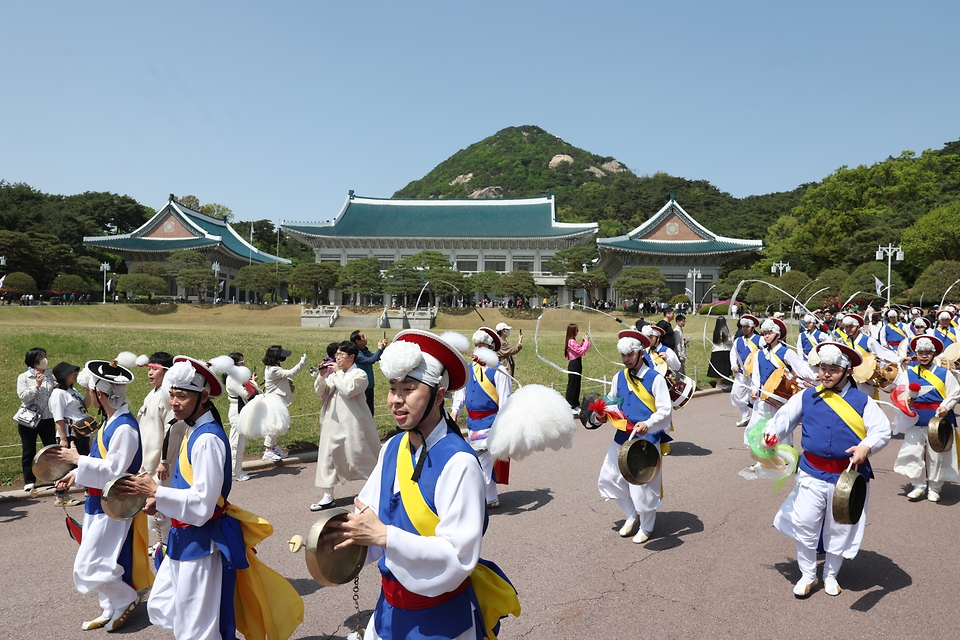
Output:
[476,449,499,504]
[774,471,869,576]
[74,512,138,616]
[598,440,662,534]
[149,550,223,640]
[893,426,959,491]
[228,412,247,479]
[731,374,752,422]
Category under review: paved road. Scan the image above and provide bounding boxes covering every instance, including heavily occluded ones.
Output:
[2,392,958,639]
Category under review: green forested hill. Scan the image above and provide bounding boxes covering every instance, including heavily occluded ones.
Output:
[394,125,804,241]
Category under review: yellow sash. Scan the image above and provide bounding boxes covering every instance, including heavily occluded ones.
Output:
[766,346,787,371]
[397,433,521,639]
[177,426,226,510]
[96,426,107,458]
[473,363,499,404]
[623,369,657,414]
[887,323,906,338]
[816,385,867,440]
[913,365,947,400]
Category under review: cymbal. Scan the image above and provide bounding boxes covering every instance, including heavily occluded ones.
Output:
[32,445,75,484]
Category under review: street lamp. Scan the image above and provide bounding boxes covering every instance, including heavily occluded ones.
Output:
[876,244,903,308]
[771,261,791,277]
[687,268,701,311]
[212,261,221,303]
[0,256,6,267]
[100,262,111,304]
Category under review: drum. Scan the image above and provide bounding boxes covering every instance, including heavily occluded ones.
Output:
[927,416,954,453]
[102,474,147,521]
[761,368,802,408]
[743,351,756,376]
[665,370,696,409]
[288,508,367,586]
[832,462,867,526]
[807,348,821,366]
[852,353,877,384]
[32,444,75,484]
[617,437,661,485]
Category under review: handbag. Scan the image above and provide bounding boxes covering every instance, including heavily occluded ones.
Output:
[13,404,42,429]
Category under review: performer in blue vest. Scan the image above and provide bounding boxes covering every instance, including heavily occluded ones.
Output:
[900,317,933,363]
[747,318,816,447]
[892,336,960,502]
[933,310,959,349]
[879,309,908,350]
[729,315,763,427]
[326,329,520,640]
[593,329,673,544]
[796,314,826,360]
[114,356,303,640]
[51,359,151,632]
[640,324,680,372]
[763,342,891,598]
[450,327,513,509]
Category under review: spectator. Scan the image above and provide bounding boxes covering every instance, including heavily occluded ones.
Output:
[224,352,258,482]
[674,314,688,375]
[657,307,677,351]
[15,348,57,492]
[564,324,591,412]
[261,345,308,461]
[350,330,389,416]
[496,322,523,377]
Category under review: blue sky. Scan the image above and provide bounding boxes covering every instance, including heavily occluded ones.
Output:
[2,1,958,225]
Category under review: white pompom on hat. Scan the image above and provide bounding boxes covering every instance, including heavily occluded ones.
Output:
[616,329,649,354]
[815,342,861,369]
[379,330,470,391]
[163,356,223,397]
[739,314,760,328]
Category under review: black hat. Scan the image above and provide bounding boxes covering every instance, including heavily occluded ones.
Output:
[266,345,292,361]
[52,362,80,383]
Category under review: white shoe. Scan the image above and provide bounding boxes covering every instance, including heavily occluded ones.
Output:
[928,490,941,503]
[82,611,111,630]
[619,516,640,538]
[105,595,139,632]
[235,472,250,482]
[632,529,652,544]
[272,446,289,459]
[824,578,841,596]
[793,577,818,598]
[907,487,926,500]
[262,450,281,463]
[736,418,750,428]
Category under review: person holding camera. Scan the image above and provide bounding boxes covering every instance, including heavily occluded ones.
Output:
[16,348,57,492]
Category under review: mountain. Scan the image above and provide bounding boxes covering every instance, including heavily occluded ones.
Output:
[393,125,805,241]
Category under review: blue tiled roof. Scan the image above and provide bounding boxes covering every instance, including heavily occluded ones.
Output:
[598,237,762,256]
[283,194,598,239]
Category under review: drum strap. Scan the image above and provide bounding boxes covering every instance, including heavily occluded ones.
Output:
[472,363,499,404]
[766,346,789,371]
[623,369,657,415]
[815,385,867,440]
[912,365,946,399]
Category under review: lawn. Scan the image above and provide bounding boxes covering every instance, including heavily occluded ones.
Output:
[0,303,730,484]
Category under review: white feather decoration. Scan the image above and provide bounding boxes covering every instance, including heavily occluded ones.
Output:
[487,384,577,461]
[135,354,150,367]
[473,347,499,367]
[208,356,237,374]
[77,368,92,390]
[439,331,470,353]
[238,394,290,439]
[380,341,424,381]
[232,365,252,384]
[116,351,138,369]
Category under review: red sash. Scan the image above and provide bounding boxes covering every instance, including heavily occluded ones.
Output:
[803,451,849,474]
[170,501,229,529]
[381,576,468,610]
[467,409,497,420]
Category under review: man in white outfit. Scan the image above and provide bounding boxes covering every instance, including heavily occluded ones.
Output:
[730,314,763,427]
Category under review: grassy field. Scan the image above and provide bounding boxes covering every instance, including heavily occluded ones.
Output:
[0,303,727,485]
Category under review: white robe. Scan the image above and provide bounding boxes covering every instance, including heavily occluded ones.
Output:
[72,406,140,616]
[137,386,182,481]
[314,364,381,490]
[729,335,759,422]
[226,376,258,479]
[891,368,960,490]
[356,419,486,640]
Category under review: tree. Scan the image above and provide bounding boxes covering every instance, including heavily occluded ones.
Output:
[337,258,382,303]
[466,271,502,301]
[383,258,425,306]
[2,272,38,294]
[765,270,812,313]
[177,269,218,300]
[910,261,960,306]
[613,267,667,310]
[176,195,202,211]
[496,270,543,300]
[289,262,341,305]
[811,268,849,309]
[565,267,609,306]
[545,245,599,275]
[234,264,276,295]
[132,262,168,278]
[716,268,766,301]
[200,203,233,222]
[167,249,208,271]
[841,262,905,307]
[118,273,168,299]
[50,274,89,293]
[901,201,960,274]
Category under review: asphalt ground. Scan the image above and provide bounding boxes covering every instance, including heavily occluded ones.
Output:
[2,391,958,640]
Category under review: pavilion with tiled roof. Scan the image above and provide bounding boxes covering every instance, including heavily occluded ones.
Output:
[83,194,289,301]
[283,192,599,304]
[597,195,763,303]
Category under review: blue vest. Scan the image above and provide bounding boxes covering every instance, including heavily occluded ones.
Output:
[798,386,873,483]
[375,427,486,640]
[85,412,142,516]
[934,327,957,349]
[799,330,823,356]
[735,335,760,365]
[614,367,671,446]
[908,365,956,426]
[757,344,790,387]
[465,365,500,433]
[882,323,906,347]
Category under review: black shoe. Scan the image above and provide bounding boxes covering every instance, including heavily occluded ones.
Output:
[310,499,336,512]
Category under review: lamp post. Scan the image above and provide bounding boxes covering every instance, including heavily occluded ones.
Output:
[876,244,903,308]
[0,255,6,267]
[687,268,701,312]
[212,261,220,304]
[771,261,791,277]
[100,262,111,304]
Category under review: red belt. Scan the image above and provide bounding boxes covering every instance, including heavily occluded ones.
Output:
[467,409,497,420]
[87,488,102,497]
[381,576,468,610]
[171,501,228,529]
[913,402,941,410]
[803,451,849,474]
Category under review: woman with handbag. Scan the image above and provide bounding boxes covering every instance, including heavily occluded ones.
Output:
[15,347,57,492]
[49,362,92,507]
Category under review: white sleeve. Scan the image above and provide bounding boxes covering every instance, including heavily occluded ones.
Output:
[330,368,368,399]
[382,451,486,596]
[494,369,512,404]
[730,342,739,370]
[764,390,805,442]
[49,390,67,422]
[73,423,139,490]
[942,371,960,413]
[155,432,226,526]
[357,443,389,567]
[645,374,673,433]
[861,396,892,455]
[751,352,762,389]
[867,336,899,363]
[662,347,681,372]
[784,348,817,383]
[449,388,465,415]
